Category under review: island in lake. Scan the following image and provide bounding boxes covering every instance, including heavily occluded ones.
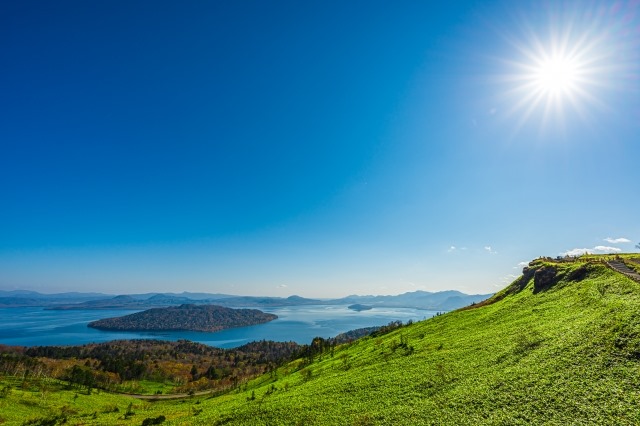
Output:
[88,304,277,332]
[348,304,373,311]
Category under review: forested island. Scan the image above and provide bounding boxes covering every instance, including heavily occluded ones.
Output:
[88,304,277,332]
[348,304,372,311]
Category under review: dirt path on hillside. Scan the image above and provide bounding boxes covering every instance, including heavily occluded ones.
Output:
[606,261,640,283]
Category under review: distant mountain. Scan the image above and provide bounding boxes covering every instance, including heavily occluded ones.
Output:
[0,290,113,307]
[127,292,236,301]
[331,290,491,310]
[4,289,492,311]
[211,295,323,308]
[0,290,112,300]
[166,292,237,300]
[144,294,195,304]
[0,290,41,297]
[87,304,278,332]
[49,294,324,310]
[50,294,166,310]
[0,297,43,308]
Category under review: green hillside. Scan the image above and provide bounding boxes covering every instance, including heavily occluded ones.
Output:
[2,255,640,425]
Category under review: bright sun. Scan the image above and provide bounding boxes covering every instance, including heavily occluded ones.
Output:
[516,44,591,108]
[533,55,579,95]
[497,7,619,133]
[502,42,593,130]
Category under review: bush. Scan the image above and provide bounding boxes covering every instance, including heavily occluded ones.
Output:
[22,414,66,426]
[141,415,166,425]
[0,385,11,398]
[124,402,135,419]
[513,332,543,355]
[101,404,119,413]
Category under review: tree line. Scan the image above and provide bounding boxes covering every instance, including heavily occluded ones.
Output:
[0,320,410,394]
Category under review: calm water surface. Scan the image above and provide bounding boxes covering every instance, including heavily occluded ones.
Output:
[0,306,436,349]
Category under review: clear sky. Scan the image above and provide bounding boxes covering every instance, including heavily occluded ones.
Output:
[1,0,639,297]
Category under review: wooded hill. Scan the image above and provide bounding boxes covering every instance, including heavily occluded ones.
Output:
[88,304,277,332]
[0,325,389,397]
[1,339,299,395]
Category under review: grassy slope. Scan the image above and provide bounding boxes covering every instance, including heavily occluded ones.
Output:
[192,260,640,425]
[0,380,143,425]
[2,258,640,425]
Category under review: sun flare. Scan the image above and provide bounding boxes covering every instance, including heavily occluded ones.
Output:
[499,39,598,133]
[513,41,594,112]
[533,55,579,95]
[495,4,627,134]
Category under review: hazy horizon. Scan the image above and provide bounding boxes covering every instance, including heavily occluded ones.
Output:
[1,1,638,298]
[0,286,495,299]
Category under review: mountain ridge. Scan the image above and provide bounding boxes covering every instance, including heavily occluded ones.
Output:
[0,289,494,311]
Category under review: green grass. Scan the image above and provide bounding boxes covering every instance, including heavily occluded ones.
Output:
[118,379,178,395]
[0,380,146,425]
[190,259,640,425]
[2,255,640,425]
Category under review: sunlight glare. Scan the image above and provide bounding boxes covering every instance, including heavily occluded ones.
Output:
[534,55,578,95]
[493,2,634,136]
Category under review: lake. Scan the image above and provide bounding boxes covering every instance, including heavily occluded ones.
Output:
[0,305,436,349]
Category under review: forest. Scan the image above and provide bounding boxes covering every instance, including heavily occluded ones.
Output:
[0,323,397,396]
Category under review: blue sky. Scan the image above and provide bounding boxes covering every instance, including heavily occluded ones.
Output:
[1,0,639,297]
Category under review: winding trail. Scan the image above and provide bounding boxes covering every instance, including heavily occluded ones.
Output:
[606,260,640,283]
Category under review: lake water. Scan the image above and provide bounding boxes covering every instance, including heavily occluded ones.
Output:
[0,305,436,349]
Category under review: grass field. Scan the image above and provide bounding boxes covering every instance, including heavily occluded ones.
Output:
[2,255,640,425]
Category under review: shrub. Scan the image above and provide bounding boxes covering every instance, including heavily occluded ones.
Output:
[0,385,11,398]
[513,332,543,355]
[101,404,119,413]
[22,414,65,426]
[141,415,166,425]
